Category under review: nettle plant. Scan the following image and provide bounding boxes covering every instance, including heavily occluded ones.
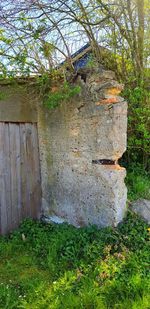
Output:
[36,70,81,109]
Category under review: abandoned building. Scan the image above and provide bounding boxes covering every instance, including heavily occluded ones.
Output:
[0,45,128,234]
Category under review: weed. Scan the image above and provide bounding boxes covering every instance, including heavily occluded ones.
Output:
[0,211,149,308]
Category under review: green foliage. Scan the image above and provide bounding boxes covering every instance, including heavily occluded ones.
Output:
[86,50,117,73]
[0,212,149,308]
[39,42,55,59]
[126,165,150,201]
[43,81,81,109]
[85,54,98,68]
[123,86,150,171]
[35,71,81,109]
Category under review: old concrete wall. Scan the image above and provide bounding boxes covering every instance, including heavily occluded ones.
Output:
[0,83,37,122]
[38,68,128,227]
[0,71,127,228]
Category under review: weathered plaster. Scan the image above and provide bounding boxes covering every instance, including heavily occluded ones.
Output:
[37,68,128,227]
[0,84,37,122]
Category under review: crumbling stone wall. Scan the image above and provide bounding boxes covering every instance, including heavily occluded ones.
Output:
[38,68,128,227]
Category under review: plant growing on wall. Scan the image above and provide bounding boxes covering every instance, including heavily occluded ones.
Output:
[36,70,81,109]
[43,82,81,109]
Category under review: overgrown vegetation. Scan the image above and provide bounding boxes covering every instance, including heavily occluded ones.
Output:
[123,85,150,173]
[43,82,81,109]
[34,71,80,109]
[126,165,150,201]
[0,211,149,309]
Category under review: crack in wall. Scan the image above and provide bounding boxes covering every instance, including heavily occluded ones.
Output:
[92,159,118,165]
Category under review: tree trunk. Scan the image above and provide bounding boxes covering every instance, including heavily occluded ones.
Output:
[136,0,145,80]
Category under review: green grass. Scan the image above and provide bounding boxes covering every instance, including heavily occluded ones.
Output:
[0,211,150,309]
[126,167,150,201]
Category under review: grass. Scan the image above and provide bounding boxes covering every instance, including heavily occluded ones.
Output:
[126,166,150,201]
[0,211,150,309]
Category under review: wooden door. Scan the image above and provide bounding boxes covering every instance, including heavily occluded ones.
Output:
[0,122,41,234]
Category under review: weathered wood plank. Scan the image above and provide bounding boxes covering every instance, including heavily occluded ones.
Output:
[16,124,21,223]
[0,123,8,234]
[25,123,33,218]
[0,122,41,234]
[33,124,41,219]
[3,123,12,233]
[20,124,29,220]
[9,124,21,230]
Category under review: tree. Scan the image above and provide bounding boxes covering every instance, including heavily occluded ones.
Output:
[0,0,107,75]
[1,0,150,81]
